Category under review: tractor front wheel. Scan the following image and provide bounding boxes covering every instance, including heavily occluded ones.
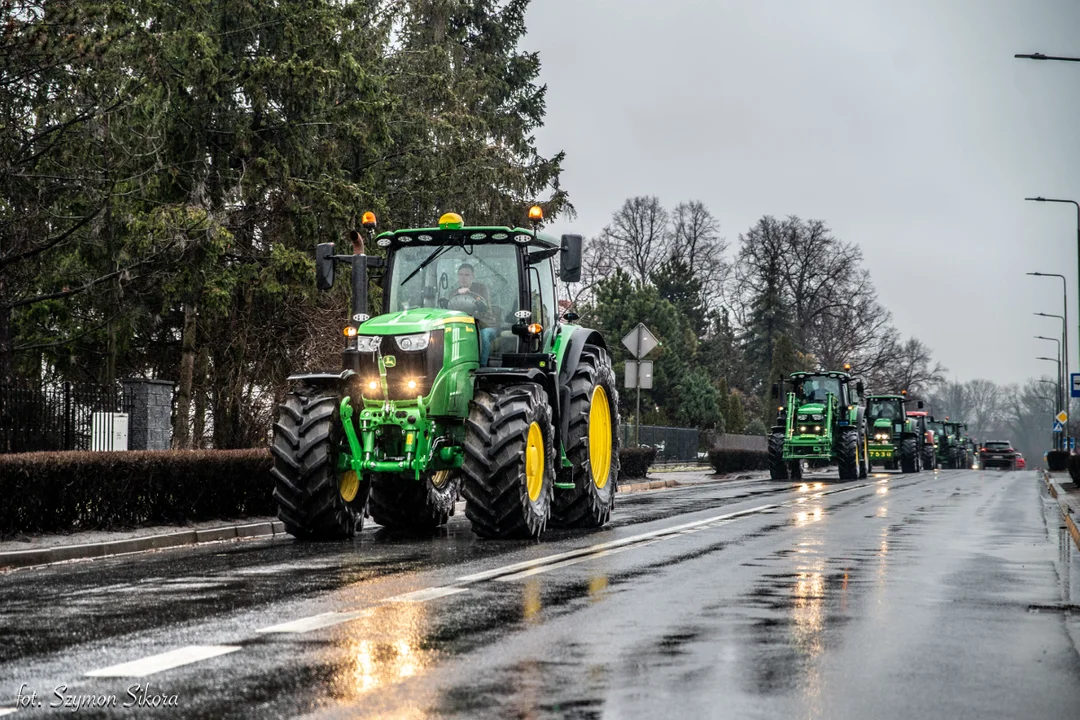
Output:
[899,437,918,473]
[463,384,554,539]
[768,432,789,480]
[368,470,461,534]
[271,385,363,540]
[551,346,620,529]
[922,445,936,471]
[836,429,859,481]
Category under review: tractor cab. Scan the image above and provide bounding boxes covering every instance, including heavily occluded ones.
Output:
[864,394,921,472]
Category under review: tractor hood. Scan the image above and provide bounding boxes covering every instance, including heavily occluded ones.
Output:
[358,308,473,335]
[873,418,892,429]
[796,403,827,416]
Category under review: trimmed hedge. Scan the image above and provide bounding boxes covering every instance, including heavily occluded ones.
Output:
[708,448,770,474]
[0,449,274,536]
[1068,454,1080,484]
[619,446,657,480]
[1047,450,1069,472]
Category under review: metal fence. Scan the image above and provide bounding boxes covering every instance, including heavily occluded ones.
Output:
[0,380,134,454]
[621,425,702,463]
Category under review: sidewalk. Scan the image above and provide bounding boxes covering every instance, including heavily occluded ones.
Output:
[1044,470,1080,551]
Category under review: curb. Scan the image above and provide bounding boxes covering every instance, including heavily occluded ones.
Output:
[1043,470,1080,552]
[618,479,681,494]
[0,520,287,571]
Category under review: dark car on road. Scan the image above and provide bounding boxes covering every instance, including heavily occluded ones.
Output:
[980,440,1019,470]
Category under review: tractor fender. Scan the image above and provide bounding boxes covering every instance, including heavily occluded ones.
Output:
[473,367,548,392]
[556,328,608,449]
[286,371,356,392]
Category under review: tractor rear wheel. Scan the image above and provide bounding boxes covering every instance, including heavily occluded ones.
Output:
[768,432,789,480]
[368,470,461,533]
[858,435,869,478]
[463,384,554,539]
[271,385,362,540]
[922,445,936,470]
[550,346,620,528]
[948,447,960,469]
[836,429,859,481]
[899,437,918,473]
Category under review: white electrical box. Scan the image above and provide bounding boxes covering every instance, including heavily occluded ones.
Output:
[91,412,129,451]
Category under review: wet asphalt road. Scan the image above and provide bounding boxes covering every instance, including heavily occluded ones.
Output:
[1,470,1079,719]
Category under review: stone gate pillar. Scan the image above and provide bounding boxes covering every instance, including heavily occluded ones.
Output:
[122,379,174,450]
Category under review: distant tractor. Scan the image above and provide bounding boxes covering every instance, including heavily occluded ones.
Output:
[270,207,621,540]
[768,368,868,481]
[864,393,923,473]
[943,420,971,468]
[905,410,936,470]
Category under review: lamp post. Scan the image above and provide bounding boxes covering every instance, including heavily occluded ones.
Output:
[1038,356,1063,449]
[1029,273,1070,444]
[1035,334,1063,416]
[1036,390,1057,450]
[1015,53,1080,62]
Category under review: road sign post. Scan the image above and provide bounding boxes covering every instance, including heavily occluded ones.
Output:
[621,324,659,447]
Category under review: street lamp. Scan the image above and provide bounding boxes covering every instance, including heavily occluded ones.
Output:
[1015,53,1080,62]
[1027,199,1080,384]
[1037,356,1063,449]
[1028,273,1069,440]
[1036,334,1063,415]
[1035,311,1069,443]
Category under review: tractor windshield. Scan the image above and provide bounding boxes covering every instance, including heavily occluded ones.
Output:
[867,398,903,421]
[927,421,944,436]
[388,243,521,328]
[793,375,842,404]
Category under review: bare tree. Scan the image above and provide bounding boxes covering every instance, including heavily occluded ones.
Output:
[869,337,946,397]
[670,200,728,309]
[598,196,671,285]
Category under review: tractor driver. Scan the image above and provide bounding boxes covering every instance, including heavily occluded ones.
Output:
[449,263,497,366]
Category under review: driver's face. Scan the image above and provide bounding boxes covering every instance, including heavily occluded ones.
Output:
[457,268,473,288]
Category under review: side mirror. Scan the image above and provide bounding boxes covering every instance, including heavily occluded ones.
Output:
[917,401,924,409]
[771,383,780,399]
[559,234,583,282]
[316,243,335,290]
[856,380,864,396]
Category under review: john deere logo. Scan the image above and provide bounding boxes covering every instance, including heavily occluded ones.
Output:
[384,355,396,368]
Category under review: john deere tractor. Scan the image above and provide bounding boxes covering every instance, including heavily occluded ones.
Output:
[768,369,868,481]
[943,420,970,468]
[270,208,621,540]
[864,394,922,473]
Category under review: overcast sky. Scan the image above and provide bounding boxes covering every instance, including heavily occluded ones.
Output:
[523,0,1080,388]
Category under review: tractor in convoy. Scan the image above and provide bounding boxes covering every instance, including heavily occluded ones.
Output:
[943,420,972,469]
[904,409,937,470]
[924,417,968,469]
[864,393,925,473]
[768,368,868,481]
[270,208,621,540]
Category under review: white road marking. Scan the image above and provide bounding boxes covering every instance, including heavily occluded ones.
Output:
[85,645,241,677]
[457,481,875,586]
[256,610,374,634]
[383,586,469,602]
[496,542,658,581]
[0,708,18,717]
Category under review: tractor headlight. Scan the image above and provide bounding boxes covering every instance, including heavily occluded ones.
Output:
[356,336,383,353]
[395,333,430,352]
[812,414,823,421]
[797,415,809,421]
[799,425,808,433]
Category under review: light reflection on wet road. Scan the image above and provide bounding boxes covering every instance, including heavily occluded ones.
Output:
[2,470,1079,719]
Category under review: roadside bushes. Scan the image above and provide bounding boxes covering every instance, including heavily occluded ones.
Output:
[1048,450,1069,473]
[707,448,770,474]
[0,450,274,536]
[619,446,657,480]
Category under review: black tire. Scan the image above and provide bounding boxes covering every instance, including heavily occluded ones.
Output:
[922,445,936,470]
[271,385,362,540]
[948,447,960,470]
[768,432,789,480]
[899,437,918,473]
[550,346,621,528]
[858,434,869,479]
[836,429,859,480]
[788,459,803,479]
[463,384,554,539]
[368,470,461,533]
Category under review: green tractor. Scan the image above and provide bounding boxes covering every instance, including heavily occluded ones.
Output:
[926,417,966,469]
[864,394,923,473]
[768,369,868,481]
[943,420,970,469]
[270,208,621,540]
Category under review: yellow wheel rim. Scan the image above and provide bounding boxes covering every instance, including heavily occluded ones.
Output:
[339,470,360,503]
[589,386,613,489]
[525,422,545,502]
